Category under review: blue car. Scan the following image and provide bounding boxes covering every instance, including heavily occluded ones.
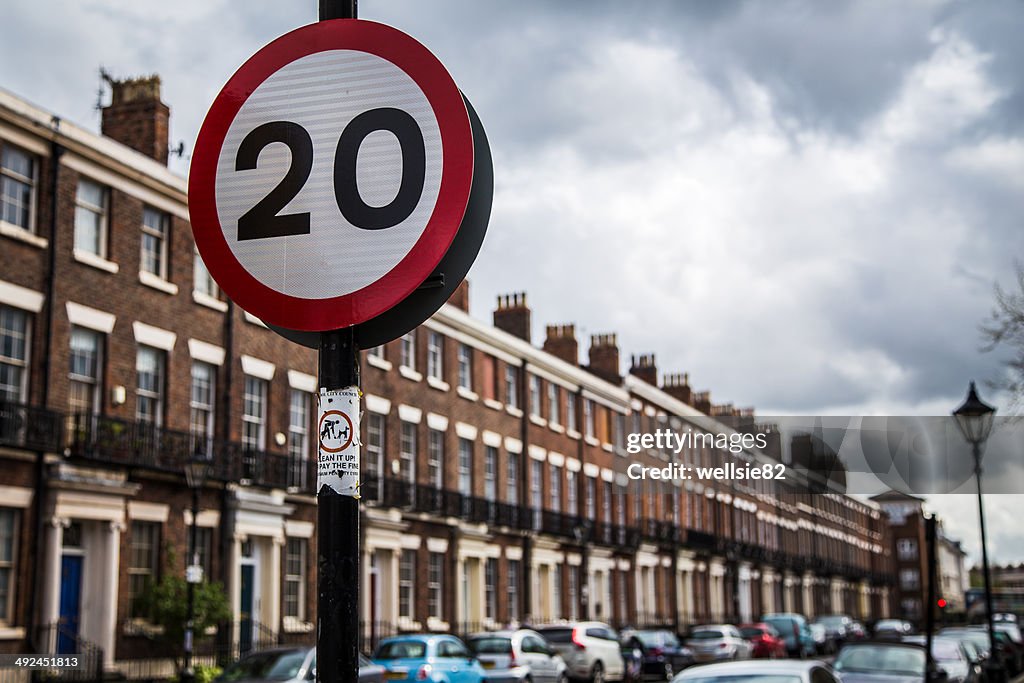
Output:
[761,613,816,659]
[372,634,486,683]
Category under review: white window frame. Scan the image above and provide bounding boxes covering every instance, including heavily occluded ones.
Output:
[242,375,268,451]
[141,205,170,280]
[189,361,215,456]
[0,306,30,403]
[399,549,415,619]
[68,326,102,417]
[897,538,917,561]
[400,332,416,371]
[128,520,160,618]
[284,537,307,620]
[366,413,385,477]
[505,365,518,409]
[0,143,38,234]
[0,508,18,624]
[458,438,473,495]
[547,382,559,426]
[457,343,473,390]
[566,468,577,516]
[135,345,165,426]
[529,375,542,417]
[289,390,310,487]
[428,552,443,619]
[550,463,561,512]
[566,392,577,433]
[74,177,109,258]
[427,331,443,380]
[484,445,497,500]
[508,559,520,622]
[428,428,444,488]
[484,557,497,621]
[400,421,417,483]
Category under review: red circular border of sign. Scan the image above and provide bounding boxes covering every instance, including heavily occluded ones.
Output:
[318,409,354,454]
[189,20,473,331]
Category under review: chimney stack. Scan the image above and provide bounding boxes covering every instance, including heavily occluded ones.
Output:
[692,390,712,415]
[447,279,470,312]
[493,292,531,342]
[543,324,578,365]
[587,333,620,383]
[101,74,170,165]
[629,354,657,385]
[662,373,692,405]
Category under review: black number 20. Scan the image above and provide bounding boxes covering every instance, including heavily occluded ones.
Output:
[235,108,426,241]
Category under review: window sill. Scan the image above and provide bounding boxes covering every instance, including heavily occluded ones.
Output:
[426,617,449,632]
[398,617,422,631]
[0,222,47,248]
[139,271,179,295]
[602,443,614,453]
[584,436,600,447]
[367,355,392,371]
[0,625,25,640]
[399,365,422,382]
[529,414,547,427]
[567,429,582,440]
[427,376,450,392]
[193,290,228,312]
[506,406,524,418]
[283,617,315,634]
[73,249,119,273]
[124,619,164,637]
[483,398,503,411]
[456,386,478,402]
[550,423,565,434]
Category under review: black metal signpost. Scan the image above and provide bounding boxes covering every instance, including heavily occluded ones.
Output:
[316,4,360,681]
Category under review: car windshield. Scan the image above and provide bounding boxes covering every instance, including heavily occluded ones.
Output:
[469,637,513,654]
[764,619,794,633]
[636,631,679,648]
[875,621,902,630]
[739,628,765,639]
[681,676,801,683]
[817,617,846,627]
[905,638,962,662]
[690,630,726,640]
[220,650,309,681]
[375,641,427,660]
[834,645,925,675]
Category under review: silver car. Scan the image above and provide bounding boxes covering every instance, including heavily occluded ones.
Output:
[671,660,839,683]
[536,622,626,683]
[468,630,568,683]
[685,626,752,663]
[215,647,384,683]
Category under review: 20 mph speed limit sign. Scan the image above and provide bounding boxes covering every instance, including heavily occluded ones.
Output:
[189,20,475,332]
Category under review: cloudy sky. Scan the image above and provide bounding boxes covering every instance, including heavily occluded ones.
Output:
[3,0,1023,564]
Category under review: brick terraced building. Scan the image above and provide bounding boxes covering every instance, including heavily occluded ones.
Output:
[0,77,895,676]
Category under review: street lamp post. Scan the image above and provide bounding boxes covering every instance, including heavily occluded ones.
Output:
[183,453,212,683]
[952,381,1001,683]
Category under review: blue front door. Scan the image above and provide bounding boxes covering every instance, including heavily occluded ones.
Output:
[240,564,254,653]
[58,555,83,654]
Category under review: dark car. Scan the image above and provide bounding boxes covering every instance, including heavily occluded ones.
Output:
[216,647,384,683]
[814,615,853,653]
[832,641,937,683]
[621,629,693,680]
[903,635,981,683]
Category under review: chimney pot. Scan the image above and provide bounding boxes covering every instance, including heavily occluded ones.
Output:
[493,292,531,342]
[100,74,171,165]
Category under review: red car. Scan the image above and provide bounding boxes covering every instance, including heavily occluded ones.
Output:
[738,623,787,659]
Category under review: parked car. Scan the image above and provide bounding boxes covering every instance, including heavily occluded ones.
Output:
[809,623,829,655]
[467,630,567,683]
[938,629,995,674]
[620,629,693,680]
[848,622,867,641]
[738,623,786,659]
[989,629,1024,675]
[372,634,485,683]
[684,625,753,664]
[216,647,384,683]
[993,614,1018,624]
[903,635,981,683]
[761,613,816,659]
[535,622,626,683]
[814,615,853,653]
[670,660,840,683]
[872,620,913,637]
[832,641,934,683]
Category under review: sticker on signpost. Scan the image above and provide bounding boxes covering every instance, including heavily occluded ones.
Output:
[318,387,360,497]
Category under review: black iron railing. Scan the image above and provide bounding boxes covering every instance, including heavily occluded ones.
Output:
[32,622,104,683]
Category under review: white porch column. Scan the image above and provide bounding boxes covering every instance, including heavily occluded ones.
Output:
[738,564,752,623]
[387,549,399,624]
[101,521,124,661]
[268,537,283,635]
[802,573,815,619]
[229,533,242,641]
[40,516,68,644]
[683,570,694,622]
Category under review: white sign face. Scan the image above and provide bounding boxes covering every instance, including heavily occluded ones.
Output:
[318,387,360,497]
[215,50,444,299]
[189,20,474,332]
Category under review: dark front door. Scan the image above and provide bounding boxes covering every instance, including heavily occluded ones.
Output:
[240,564,254,653]
[58,555,83,654]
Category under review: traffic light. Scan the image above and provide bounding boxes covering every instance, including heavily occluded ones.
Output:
[937,598,947,609]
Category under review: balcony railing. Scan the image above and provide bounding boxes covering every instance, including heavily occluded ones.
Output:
[2,401,892,581]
